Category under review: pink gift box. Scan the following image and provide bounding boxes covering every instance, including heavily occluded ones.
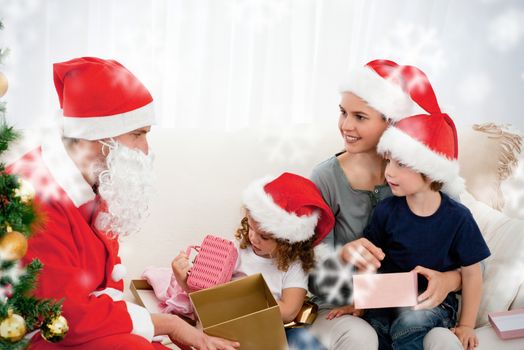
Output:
[488,308,524,340]
[353,271,418,309]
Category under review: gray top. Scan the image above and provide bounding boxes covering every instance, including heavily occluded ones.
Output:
[308,153,392,307]
[310,153,392,249]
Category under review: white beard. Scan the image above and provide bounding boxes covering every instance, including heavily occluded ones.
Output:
[94,141,154,237]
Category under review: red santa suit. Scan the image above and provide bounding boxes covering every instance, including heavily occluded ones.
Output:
[7,57,171,349]
[9,131,168,350]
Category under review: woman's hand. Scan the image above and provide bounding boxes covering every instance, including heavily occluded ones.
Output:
[171,251,191,292]
[340,238,385,271]
[412,265,461,310]
[451,325,478,350]
[326,304,363,320]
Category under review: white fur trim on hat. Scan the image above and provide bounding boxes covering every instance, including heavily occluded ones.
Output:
[63,102,155,140]
[339,66,426,121]
[377,126,465,198]
[242,176,320,243]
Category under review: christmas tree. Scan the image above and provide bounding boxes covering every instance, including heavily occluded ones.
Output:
[0,19,67,350]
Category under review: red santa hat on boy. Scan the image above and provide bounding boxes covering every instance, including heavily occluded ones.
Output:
[53,57,154,140]
[376,67,465,197]
[242,173,334,245]
[340,59,440,121]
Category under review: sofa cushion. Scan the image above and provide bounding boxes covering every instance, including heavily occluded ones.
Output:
[501,153,524,220]
[475,325,524,349]
[510,282,524,311]
[460,191,524,326]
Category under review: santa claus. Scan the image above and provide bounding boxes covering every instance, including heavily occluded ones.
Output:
[8,57,239,350]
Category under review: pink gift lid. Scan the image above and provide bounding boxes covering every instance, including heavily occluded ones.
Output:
[353,271,418,309]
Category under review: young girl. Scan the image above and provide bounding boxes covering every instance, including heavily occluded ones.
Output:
[172,172,334,349]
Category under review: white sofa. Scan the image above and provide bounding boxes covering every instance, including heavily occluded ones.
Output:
[119,123,524,349]
[5,123,524,349]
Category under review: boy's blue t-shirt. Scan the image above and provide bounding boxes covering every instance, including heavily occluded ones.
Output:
[363,192,491,292]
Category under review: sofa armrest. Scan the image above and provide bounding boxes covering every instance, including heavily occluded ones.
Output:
[460,191,524,327]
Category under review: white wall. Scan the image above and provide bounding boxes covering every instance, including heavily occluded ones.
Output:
[1,0,523,131]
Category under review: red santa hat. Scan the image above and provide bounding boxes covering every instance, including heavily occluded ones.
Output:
[242,172,334,245]
[340,59,440,121]
[53,57,154,140]
[378,113,465,197]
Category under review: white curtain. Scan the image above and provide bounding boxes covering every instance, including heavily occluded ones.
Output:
[1,0,523,131]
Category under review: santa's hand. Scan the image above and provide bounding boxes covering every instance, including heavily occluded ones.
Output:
[159,313,240,350]
[413,265,450,310]
[172,251,191,292]
[340,238,384,271]
[193,333,240,350]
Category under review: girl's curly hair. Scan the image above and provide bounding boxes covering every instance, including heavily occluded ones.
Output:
[235,215,316,273]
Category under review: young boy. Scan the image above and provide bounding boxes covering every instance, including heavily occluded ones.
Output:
[331,113,490,350]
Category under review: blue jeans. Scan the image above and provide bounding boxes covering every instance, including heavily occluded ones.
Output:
[286,326,326,350]
[363,294,458,350]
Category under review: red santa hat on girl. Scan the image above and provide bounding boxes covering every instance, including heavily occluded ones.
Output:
[340,59,440,121]
[242,172,334,245]
[53,57,154,140]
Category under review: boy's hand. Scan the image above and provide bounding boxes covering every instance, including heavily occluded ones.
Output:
[326,304,363,320]
[413,265,454,310]
[172,251,191,292]
[451,325,478,350]
[340,238,384,271]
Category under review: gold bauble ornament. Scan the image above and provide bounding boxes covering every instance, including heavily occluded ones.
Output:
[41,315,68,343]
[0,72,7,98]
[0,310,27,343]
[0,230,28,261]
[14,178,35,203]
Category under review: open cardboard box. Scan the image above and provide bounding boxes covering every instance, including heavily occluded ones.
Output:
[189,273,288,350]
[130,274,288,349]
[130,279,163,313]
[129,279,196,326]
